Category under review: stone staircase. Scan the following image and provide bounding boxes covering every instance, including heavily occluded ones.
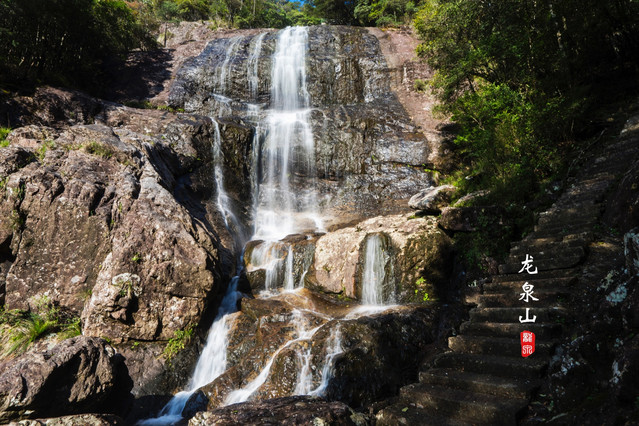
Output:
[375,131,639,425]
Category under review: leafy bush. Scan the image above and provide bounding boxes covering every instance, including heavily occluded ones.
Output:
[163,324,196,363]
[0,127,10,147]
[84,141,114,159]
[0,0,155,91]
[0,297,83,356]
[413,79,427,92]
[415,0,639,204]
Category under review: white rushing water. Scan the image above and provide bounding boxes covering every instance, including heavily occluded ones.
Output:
[310,324,343,397]
[361,234,388,305]
[138,277,242,425]
[224,310,320,405]
[253,26,322,240]
[142,27,353,424]
[247,32,266,101]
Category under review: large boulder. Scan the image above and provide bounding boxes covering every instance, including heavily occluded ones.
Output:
[0,94,240,397]
[0,105,230,344]
[408,185,454,213]
[188,396,368,426]
[0,337,131,423]
[307,214,453,303]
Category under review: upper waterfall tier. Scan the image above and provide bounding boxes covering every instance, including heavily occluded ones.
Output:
[254,26,321,240]
[169,25,433,230]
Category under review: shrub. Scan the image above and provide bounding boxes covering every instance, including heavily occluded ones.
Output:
[0,127,10,147]
[163,324,196,363]
[0,297,83,356]
[84,141,114,159]
[413,79,427,92]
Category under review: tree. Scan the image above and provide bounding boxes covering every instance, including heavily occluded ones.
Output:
[0,0,154,90]
[414,0,639,194]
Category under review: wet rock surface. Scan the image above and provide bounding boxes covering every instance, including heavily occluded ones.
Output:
[0,337,131,423]
[307,214,453,302]
[8,414,124,426]
[169,25,433,228]
[184,300,438,415]
[188,396,368,425]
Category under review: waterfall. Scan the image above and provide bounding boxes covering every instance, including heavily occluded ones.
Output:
[138,277,242,425]
[212,120,247,244]
[253,26,322,240]
[219,37,242,93]
[141,27,339,424]
[310,324,343,397]
[361,234,394,306]
[224,310,320,405]
[248,33,266,101]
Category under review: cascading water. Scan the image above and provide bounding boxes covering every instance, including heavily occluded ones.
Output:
[224,310,321,405]
[143,26,392,424]
[253,26,322,240]
[361,234,394,306]
[138,277,242,425]
[309,324,343,397]
[212,120,247,244]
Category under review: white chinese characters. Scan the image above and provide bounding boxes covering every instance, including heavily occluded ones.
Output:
[518,254,538,325]
[518,254,538,274]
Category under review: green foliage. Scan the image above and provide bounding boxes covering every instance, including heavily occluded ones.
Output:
[0,127,10,147]
[353,0,415,27]
[414,0,639,202]
[413,79,427,92]
[134,0,315,30]
[35,141,56,162]
[9,208,24,230]
[163,324,196,363]
[0,0,155,91]
[84,141,114,159]
[0,296,83,356]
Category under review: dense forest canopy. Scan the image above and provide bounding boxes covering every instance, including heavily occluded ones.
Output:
[414,0,639,198]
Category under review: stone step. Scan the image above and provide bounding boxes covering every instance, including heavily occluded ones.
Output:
[537,208,600,225]
[533,220,599,235]
[564,179,612,194]
[459,321,563,339]
[399,382,527,424]
[531,228,596,241]
[448,335,556,358]
[419,368,540,399]
[484,277,576,294]
[605,137,639,153]
[507,246,585,263]
[510,239,586,256]
[498,255,583,274]
[469,307,569,323]
[431,353,548,379]
[516,231,593,247]
[492,269,577,283]
[375,403,474,426]
[477,289,571,307]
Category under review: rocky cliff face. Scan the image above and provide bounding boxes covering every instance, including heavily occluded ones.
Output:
[0,88,239,397]
[169,25,432,228]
